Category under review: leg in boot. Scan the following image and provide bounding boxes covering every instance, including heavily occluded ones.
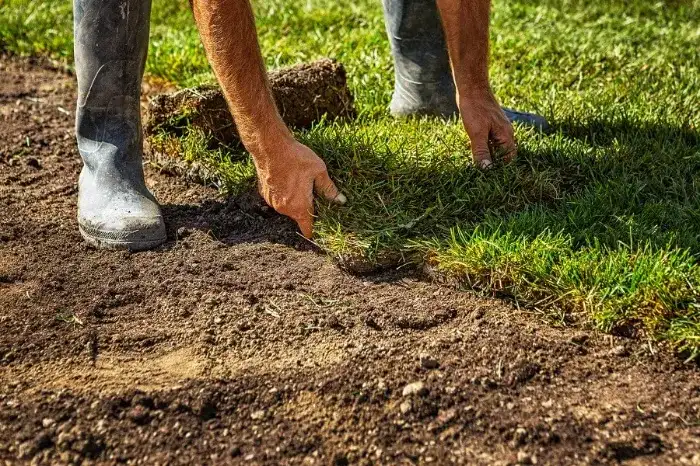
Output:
[74,0,166,250]
[383,0,458,118]
[382,0,549,130]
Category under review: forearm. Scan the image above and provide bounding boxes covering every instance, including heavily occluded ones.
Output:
[435,0,491,99]
[191,0,291,167]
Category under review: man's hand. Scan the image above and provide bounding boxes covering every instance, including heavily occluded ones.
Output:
[459,89,516,168]
[191,0,345,238]
[255,139,346,238]
[435,0,516,167]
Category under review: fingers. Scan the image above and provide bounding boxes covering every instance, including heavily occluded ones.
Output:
[314,170,346,205]
[295,213,314,239]
[469,130,493,169]
[285,190,315,239]
[491,122,517,163]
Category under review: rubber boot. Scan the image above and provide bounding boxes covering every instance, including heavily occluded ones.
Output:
[74,0,166,250]
[382,0,549,130]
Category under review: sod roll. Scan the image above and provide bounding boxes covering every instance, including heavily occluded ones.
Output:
[146,58,356,148]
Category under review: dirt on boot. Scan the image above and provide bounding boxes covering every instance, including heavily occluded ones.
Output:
[1,57,700,465]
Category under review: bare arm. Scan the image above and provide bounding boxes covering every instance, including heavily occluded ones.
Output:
[436,0,516,167]
[191,0,344,237]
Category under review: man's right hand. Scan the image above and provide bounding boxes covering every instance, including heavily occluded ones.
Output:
[254,138,346,238]
[191,0,345,238]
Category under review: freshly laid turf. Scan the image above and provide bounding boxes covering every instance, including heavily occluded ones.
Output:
[2,0,699,356]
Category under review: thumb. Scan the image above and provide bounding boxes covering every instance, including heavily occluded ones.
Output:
[314,170,346,204]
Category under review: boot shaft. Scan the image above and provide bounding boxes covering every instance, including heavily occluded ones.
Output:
[74,0,151,106]
[73,0,152,171]
[382,0,457,116]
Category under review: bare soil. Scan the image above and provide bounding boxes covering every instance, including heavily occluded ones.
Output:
[1,57,699,466]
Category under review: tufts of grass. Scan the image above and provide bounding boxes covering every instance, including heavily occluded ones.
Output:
[148,127,255,194]
[2,0,700,356]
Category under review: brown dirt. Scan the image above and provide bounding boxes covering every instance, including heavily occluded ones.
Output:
[1,57,699,466]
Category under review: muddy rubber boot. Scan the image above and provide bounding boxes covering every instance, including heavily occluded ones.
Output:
[382,0,549,130]
[74,0,166,251]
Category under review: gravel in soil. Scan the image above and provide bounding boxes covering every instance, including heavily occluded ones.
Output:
[1,57,699,465]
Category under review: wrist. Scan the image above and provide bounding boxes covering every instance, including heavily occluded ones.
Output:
[244,119,295,169]
[456,79,491,99]
[457,83,496,107]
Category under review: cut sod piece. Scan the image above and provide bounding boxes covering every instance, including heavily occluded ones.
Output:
[146,58,356,182]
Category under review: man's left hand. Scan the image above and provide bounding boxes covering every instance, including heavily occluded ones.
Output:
[458,88,517,168]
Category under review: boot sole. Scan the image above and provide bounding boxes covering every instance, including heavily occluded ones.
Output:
[79,224,166,252]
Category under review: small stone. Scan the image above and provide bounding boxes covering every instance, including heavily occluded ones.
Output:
[517,450,535,465]
[250,410,266,420]
[513,427,528,445]
[400,401,412,414]
[127,405,151,425]
[42,418,56,428]
[56,431,73,448]
[609,345,629,357]
[402,381,428,397]
[18,441,34,459]
[419,353,440,369]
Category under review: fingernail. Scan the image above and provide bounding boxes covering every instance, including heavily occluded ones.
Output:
[334,193,347,205]
[479,159,493,169]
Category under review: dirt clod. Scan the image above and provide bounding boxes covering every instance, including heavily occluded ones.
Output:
[402,381,429,397]
[419,352,440,369]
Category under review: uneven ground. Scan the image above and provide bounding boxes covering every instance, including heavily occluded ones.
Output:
[2,60,700,465]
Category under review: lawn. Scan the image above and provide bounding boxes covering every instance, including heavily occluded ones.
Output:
[2,0,699,356]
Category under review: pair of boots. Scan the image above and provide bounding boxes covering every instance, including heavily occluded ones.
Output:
[74,0,547,251]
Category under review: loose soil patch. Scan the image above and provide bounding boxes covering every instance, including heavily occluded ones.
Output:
[1,58,699,465]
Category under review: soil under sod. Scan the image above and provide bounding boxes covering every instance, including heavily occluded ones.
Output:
[1,57,699,465]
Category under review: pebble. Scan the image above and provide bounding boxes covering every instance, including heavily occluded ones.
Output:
[513,427,528,445]
[42,418,55,428]
[127,405,151,425]
[250,410,266,420]
[402,381,429,397]
[609,345,629,357]
[400,401,412,414]
[517,451,537,465]
[419,353,440,369]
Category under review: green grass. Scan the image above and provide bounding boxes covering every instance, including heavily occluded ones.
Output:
[2,0,700,357]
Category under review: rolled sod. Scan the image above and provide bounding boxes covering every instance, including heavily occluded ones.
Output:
[146,58,356,148]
